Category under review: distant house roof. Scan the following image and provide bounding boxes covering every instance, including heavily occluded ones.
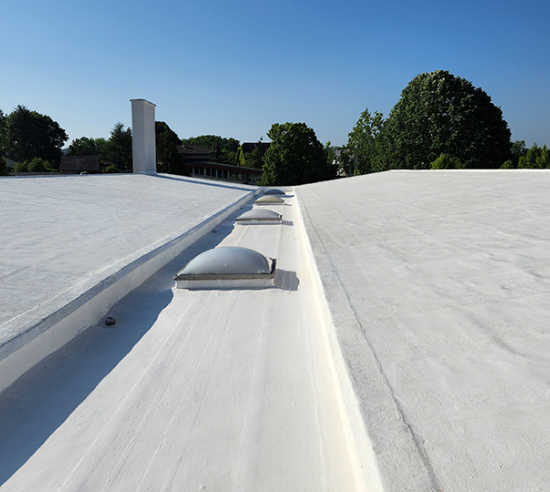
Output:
[241,142,270,154]
[177,145,211,156]
[177,145,212,165]
[184,161,263,175]
[59,155,101,173]
[1,152,19,168]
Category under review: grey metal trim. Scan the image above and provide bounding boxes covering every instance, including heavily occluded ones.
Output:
[174,258,276,281]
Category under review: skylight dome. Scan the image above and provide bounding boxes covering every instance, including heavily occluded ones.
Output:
[236,209,282,224]
[263,189,286,195]
[255,195,284,205]
[174,246,276,289]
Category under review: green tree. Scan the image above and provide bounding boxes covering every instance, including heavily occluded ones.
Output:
[108,122,132,172]
[103,165,120,174]
[244,147,265,169]
[510,140,527,168]
[518,143,550,169]
[155,121,187,175]
[0,109,6,150]
[431,153,464,169]
[28,157,56,172]
[67,137,99,156]
[14,162,29,172]
[382,70,512,169]
[181,135,240,163]
[259,122,336,186]
[340,108,385,175]
[224,151,238,166]
[235,146,246,167]
[1,105,68,167]
[13,157,56,172]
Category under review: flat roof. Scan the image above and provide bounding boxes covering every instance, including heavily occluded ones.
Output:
[0,174,255,363]
[297,170,550,491]
[1,169,550,491]
[0,189,360,491]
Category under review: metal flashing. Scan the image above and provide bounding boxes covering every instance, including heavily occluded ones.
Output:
[174,246,276,289]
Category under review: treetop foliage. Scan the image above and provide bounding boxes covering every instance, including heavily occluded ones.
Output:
[339,108,385,176]
[384,70,512,169]
[342,70,515,174]
[518,143,550,169]
[0,105,68,167]
[156,121,187,175]
[430,153,464,170]
[259,122,336,186]
[109,122,132,172]
[182,135,239,154]
[181,135,240,166]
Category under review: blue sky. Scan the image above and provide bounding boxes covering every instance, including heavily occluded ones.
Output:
[1,0,549,147]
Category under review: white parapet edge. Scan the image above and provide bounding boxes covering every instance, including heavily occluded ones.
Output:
[293,187,376,492]
[0,187,262,394]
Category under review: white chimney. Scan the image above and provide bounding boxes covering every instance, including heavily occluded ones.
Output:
[131,99,156,174]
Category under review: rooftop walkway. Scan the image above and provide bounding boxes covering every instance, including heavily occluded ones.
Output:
[0,174,257,391]
[0,180,361,491]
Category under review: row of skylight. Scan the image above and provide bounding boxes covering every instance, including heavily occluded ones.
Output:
[174,188,287,289]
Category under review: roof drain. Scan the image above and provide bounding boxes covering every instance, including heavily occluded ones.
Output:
[255,195,284,205]
[236,209,282,224]
[174,246,276,289]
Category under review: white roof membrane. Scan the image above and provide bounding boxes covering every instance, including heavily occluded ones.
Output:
[0,187,360,491]
[297,170,550,492]
[0,174,258,391]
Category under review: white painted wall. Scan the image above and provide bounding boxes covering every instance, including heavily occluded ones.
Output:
[131,99,156,174]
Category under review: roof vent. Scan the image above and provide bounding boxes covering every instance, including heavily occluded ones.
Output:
[236,209,282,224]
[255,195,284,205]
[174,246,276,289]
[263,188,286,195]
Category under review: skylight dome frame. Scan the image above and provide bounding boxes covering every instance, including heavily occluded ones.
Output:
[236,209,282,224]
[174,246,276,289]
[263,188,286,196]
[255,195,284,205]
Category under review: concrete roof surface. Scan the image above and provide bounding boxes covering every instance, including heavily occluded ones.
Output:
[297,170,550,491]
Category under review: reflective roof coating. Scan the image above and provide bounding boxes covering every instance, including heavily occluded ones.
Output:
[263,189,286,195]
[255,195,284,204]
[175,246,275,279]
[236,209,282,222]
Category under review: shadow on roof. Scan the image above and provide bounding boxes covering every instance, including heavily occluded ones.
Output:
[0,214,237,486]
[0,285,174,485]
[275,269,300,291]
